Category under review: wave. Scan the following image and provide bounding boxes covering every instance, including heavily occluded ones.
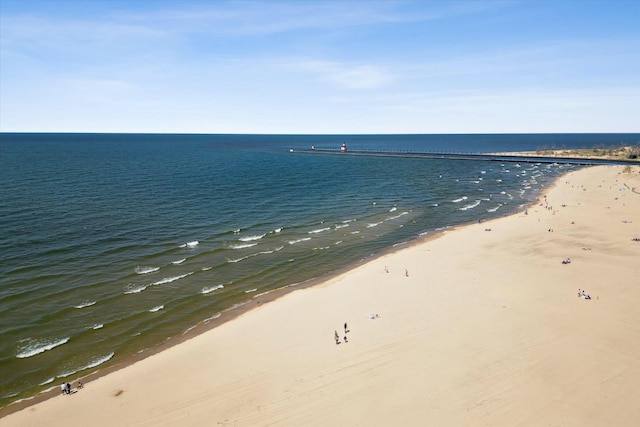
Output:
[74,301,96,309]
[152,272,193,286]
[16,337,70,359]
[389,207,397,212]
[39,377,55,386]
[335,224,349,229]
[273,228,282,233]
[367,221,382,228]
[487,205,501,212]
[124,283,147,294]
[239,234,265,242]
[245,288,258,293]
[288,237,311,245]
[179,241,199,248]
[92,323,104,330]
[452,196,468,203]
[135,266,159,274]
[172,258,186,264]
[258,246,284,254]
[228,254,253,263]
[201,284,224,294]
[459,200,481,211]
[429,203,439,207]
[203,312,222,323]
[308,227,330,234]
[58,352,115,378]
[387,211,409,221]
[149,305,164,313]
[228,242,257,249]
[202,266,212,271]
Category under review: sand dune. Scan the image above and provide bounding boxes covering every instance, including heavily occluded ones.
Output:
[3,165,639,426]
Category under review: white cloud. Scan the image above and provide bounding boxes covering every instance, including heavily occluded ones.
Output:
[292,60,392,89]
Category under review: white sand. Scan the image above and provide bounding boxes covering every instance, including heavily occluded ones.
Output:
[3,165,639,426]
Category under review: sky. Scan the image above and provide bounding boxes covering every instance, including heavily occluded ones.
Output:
[1,0,638,134]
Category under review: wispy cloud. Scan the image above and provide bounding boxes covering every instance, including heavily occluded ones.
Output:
[291,60,393,89]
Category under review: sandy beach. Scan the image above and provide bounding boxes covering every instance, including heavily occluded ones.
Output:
[3,165,639,426]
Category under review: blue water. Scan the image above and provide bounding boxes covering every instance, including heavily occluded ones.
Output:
[0,133,637,409]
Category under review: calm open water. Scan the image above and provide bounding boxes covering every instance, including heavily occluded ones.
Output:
[1,133,638,409]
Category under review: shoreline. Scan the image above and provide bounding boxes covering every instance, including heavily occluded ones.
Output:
[0,193,496,416]
[3,165,639,426]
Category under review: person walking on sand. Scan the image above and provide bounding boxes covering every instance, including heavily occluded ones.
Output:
[344,322,349,334]
[334,330,340,344]
[61,383,66,395]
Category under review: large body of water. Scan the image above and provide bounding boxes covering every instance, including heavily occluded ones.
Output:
[1,133,638,409]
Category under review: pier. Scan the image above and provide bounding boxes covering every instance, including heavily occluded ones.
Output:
[289,147,639,166]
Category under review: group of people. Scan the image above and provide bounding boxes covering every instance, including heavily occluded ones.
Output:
[60,381,83,395]
[561,257,572,264]
[334,322,349,345]
[578,289,591,300]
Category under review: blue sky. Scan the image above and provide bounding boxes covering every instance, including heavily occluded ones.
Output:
[1,0,638,133]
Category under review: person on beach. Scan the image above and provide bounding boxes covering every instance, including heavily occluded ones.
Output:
[344,335,348,343]
[65,383,71,394]
[334,330,340,344]
[77,381,83,389]
[61,383,66,395]
[344,322,348,334]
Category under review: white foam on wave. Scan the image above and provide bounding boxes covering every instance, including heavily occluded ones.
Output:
[205,312,222,321]
[245,288,257,293]
[239,234,266,242]
[179,241,199,248]
[16,337,70,359]
[92,324,104,330]
[430,203,439,207]
[308,227,331,234]
[288,237,311,245]
[342,219,356,224]
[124,283,147,294]
[389,206,397,212]
[387,211,409,221]
[74,301,96,309]
[58,352,115,378]
[452,196,468,203]
[459,200,481,211]
[273,228,282,233]
[149,305,164,312]
[39,377,55,386]
[367,221,382,228]
[335,224,349,229]
[202,266,212,271]
[229,242,257,249]
[152,272,193,286]
[172,258,186,264]
[201,284,224,294]
[258,246,284,254]
[487,205,501,212]
[135,266,159,274]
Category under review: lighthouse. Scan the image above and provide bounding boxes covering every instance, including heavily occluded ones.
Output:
[341,143,347,152]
